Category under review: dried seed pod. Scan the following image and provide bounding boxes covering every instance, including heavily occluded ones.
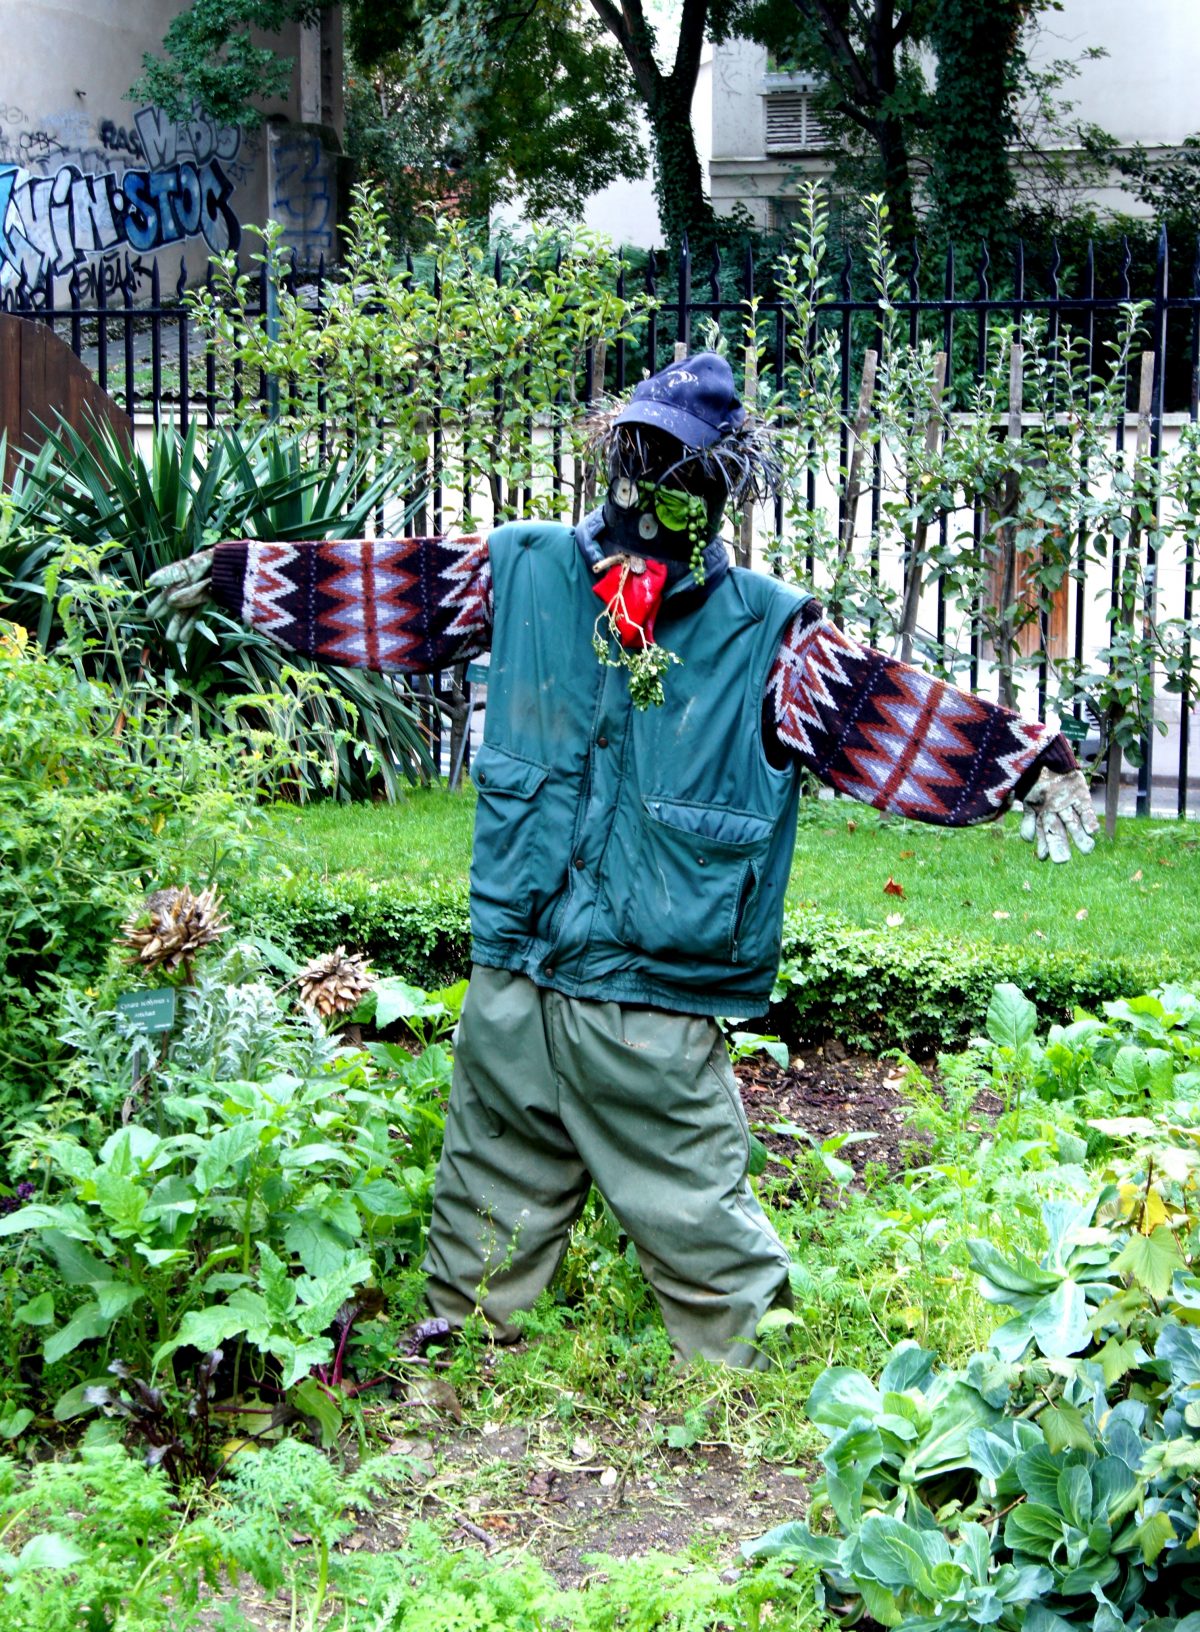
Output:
[119,885,228,972]
[296,946,375,1018]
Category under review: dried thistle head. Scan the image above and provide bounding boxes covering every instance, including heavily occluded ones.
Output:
[119,885,228,973]
[296,946,375,1019]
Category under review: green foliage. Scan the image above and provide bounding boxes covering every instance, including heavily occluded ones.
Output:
[924,0,1030,243]
[1,414,434,800]
[190,188,645,529]
[130,0,325,129]
[0,945,450,1453]
[232,871,472,990]
[744,1024,1200,1631]
[231,859,1173,1054]
[0,626,273,1119]
[0,1444,222,1631]
[772,910,1168,1055]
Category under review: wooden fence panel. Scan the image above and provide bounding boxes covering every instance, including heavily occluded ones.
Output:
[0,313,132,486]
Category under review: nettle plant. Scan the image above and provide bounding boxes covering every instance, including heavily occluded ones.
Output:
[0,944,453,1466]
[189,185,649,528]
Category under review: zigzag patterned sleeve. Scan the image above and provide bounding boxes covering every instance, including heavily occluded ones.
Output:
[765,602,1077,826]
[209,536,492,674]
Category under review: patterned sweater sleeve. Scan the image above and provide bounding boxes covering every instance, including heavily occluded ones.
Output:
[765,600,1077,825]
[208,536,492,674]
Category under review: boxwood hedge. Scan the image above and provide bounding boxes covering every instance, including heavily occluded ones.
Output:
[231,874,1178,1055]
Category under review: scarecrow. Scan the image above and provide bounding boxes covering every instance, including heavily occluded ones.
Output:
[150,353,1096,1368]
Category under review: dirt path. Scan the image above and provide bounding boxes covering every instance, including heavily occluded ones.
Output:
[199,1044,923,1626]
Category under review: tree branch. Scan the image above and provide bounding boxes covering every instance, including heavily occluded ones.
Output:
[789,0,880,111]
[587,0,661,102]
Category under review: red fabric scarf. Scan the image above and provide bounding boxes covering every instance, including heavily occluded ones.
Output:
[591,556,669,647]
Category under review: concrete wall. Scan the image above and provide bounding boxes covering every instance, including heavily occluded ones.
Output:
[0,0,342,297]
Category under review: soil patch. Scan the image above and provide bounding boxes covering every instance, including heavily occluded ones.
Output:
[196,1416,812,1626]
[736,1042,925,1181]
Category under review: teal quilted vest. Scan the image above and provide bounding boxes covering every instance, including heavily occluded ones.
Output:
[468,521,810,1017]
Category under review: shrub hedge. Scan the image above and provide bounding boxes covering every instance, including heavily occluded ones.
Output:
[232,873,1178,1055]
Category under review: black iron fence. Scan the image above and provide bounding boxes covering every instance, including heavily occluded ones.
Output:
[5,229,1200,813]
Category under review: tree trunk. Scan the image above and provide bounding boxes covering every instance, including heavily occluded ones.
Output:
[647,78,716,247]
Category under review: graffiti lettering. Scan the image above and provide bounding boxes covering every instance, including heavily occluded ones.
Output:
[99,119,144,161]
[72,250,154,300]
[134,106,240,170]
[268,128,335,263]
[0,157,241,289]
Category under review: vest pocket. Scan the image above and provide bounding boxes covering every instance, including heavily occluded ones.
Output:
[469,742,551,922]
[619,798,773,966]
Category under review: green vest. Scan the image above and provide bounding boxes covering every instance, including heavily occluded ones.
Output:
[468,522,810,1017]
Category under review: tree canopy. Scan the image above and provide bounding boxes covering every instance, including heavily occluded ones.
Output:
[135,0,1081,251]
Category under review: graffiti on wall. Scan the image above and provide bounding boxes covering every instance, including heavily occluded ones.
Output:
[268,126,336,263]
[0,105,245,292]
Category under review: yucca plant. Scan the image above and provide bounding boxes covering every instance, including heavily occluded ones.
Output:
[1,418,436,798]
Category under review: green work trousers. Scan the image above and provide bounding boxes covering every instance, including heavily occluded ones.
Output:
[421,965,793,1368]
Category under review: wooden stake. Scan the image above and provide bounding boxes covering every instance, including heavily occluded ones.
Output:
[1105,350,1156,839]
[994,343,1025,709]
[833,349,879,618]
[896,350,948,664]
[737,342,759,570]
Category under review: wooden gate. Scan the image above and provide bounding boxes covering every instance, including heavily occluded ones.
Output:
[0,313,132,487]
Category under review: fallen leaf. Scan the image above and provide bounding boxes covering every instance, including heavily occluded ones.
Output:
[886,912,905,928]
[846,820,857,833]
[526,1469,561,1499]
[1131,869,1144,882]
[1076,907,1089,921]
[884,877,905,898]
[899,849,915,859]
[405,1377,463,1422]
[571,1435,596,1461]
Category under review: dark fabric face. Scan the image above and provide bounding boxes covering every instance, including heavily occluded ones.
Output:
[603,426,727,558]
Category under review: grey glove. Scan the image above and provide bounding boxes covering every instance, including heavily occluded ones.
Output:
[145,548,216,646]
[1019,768,1099,863]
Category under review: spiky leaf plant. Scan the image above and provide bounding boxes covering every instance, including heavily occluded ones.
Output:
[1,418,435,797]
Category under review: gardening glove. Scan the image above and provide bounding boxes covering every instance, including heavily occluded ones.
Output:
[145,547,217,646]
[1019,768,1098,863]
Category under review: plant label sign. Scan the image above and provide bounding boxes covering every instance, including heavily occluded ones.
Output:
[116,989,178,1035]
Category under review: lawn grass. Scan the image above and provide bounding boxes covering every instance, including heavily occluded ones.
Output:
[274,788,1200,970]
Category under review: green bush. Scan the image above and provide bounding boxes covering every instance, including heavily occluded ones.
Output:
[232,872,472,992]
[0,626,274,1118]
[230,868,1169,1053]
[770,911,1172,1055]
[744,1110,1200,1631]
[0,944,452,1460]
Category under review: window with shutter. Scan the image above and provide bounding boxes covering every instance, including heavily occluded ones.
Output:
[764,89,830,154]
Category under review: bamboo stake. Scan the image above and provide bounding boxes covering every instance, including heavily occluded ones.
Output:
[737,341,759,569]
[896,350,947,664]
[833,349,879,622]
[1105,350,1156,839]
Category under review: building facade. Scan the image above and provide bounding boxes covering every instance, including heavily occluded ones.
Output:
[0,0,344,297]
[708,0,1200,231]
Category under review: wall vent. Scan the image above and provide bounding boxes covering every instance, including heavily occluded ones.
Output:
[764,90,829,154]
